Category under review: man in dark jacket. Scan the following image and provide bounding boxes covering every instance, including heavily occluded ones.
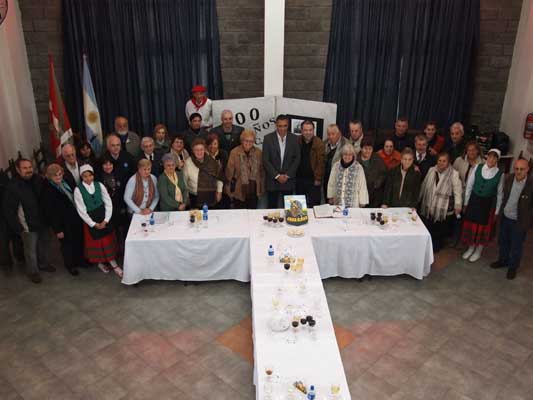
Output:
[491,159,533,280]
[390,117,415,152]
[100,134,135,187]
[357,137,387,208]
[3,159,53,283]
[413,134,436,179]
[137,137,163,177]
[382,148,422,208]
[210,110,244,153]
[296,120,325,207]
[262,115,301,208]
[183,113,209,152]
[444,122,466,163]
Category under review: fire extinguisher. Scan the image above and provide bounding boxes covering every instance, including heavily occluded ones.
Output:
[525,113,533,140]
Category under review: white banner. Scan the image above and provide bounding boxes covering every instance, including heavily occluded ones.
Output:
[212,96,338,146]
[212,96,276,146]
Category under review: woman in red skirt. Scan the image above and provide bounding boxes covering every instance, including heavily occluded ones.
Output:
[73,165,123,277]
[461,149,504,262]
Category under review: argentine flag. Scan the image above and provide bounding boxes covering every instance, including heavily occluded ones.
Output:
[83,55,103,155]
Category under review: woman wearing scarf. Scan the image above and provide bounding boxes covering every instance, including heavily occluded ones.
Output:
[327,143,369,208]
[73,165,122,277]
[382,148,422,208]
[419,153,463,252]
[207,133,230,208]
[461,148,504,262]
[123,159,160,215]
[41,163,85,276]
[226,130,265,209]
[377,139,401,170]
[158,154,189,211]
[168,134,190,171]
[183,138,225,209]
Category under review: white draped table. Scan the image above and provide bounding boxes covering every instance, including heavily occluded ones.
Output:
[122,208,434,399]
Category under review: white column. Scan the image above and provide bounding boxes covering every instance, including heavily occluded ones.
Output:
[500,0,533,160]
[264,0,285,96]
[0,0,40,167]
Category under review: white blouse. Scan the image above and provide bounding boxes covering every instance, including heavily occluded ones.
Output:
[74,182,113,227]
[464,164,504,214]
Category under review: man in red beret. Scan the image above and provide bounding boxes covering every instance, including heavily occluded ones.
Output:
[185,85,212,129]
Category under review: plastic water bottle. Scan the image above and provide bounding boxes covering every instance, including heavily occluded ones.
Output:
[149,213,155,232]
[267,244,274,265]
[307,385,316,400]
[202,203,208,228]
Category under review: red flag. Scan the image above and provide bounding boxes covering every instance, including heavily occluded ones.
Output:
[48,55,72,157]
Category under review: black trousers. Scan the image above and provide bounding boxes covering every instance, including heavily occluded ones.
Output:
[295,178,322,208]
[0,219,24,268]
[59,222,85,271]
[267,190,292,209]
[422,215,454,252]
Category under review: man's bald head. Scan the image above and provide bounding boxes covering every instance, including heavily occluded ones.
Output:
[514,159,530,181]
[61,144,77,166]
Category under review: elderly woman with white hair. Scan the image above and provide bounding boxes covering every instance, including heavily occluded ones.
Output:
[157,154,189,211]
[327,143,369,208]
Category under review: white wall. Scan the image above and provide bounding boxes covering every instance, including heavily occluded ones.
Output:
[0,0,40,168]
[264,0,285,96]
[500,0,533,161]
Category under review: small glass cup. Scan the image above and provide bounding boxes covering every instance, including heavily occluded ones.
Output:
[330,383,341,400]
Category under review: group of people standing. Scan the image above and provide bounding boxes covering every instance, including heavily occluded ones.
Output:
[1,109,532,283]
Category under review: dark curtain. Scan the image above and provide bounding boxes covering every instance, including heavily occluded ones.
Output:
[63,0,223,137]
[324,0,479,132]
[398,0,479,128]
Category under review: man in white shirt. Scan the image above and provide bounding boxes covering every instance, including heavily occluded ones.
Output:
[262,115,301,208]
[185,85,212,128]
[137,137,163,177]
[60,144,81,187]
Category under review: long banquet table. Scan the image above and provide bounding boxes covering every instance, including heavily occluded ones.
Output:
[122,208,434,400]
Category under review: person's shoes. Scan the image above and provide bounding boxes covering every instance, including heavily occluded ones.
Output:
[490,260,507,269]
[462,246,475,260]
[68,268,79,276]
[469,246,484,262]
[506,269,517,280]
[28,273,42,284]
[39,264,56,273]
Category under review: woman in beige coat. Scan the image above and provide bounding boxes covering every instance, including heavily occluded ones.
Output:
[225,129,265,209]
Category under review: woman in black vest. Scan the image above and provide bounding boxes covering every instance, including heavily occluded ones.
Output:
[461,149,504,262]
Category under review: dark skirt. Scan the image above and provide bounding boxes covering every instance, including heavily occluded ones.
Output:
[83,225,119,263]
[461,209,497,246]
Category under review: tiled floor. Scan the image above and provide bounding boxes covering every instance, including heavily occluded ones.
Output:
[1,233,533,400]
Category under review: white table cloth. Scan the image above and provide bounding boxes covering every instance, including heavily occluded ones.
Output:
[122,210,251,285]
[308,208,434,280]
[248,209,351,400]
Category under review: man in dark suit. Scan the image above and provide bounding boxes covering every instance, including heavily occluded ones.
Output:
[491,159,533,280]
[210,110,244,153]
[137,137,163,177]
[59,143,81,188]
[413,134,436,179]
[262,115,301,208]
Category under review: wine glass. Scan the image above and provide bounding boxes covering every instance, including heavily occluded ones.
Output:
[308,319,317,341]
[330,383,341,400]
[287,319,299,344]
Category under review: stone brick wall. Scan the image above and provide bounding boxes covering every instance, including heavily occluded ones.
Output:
[19,0,522,142]
[19,0,62,147]
[216,0,264,100]
[470,0,522,131]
